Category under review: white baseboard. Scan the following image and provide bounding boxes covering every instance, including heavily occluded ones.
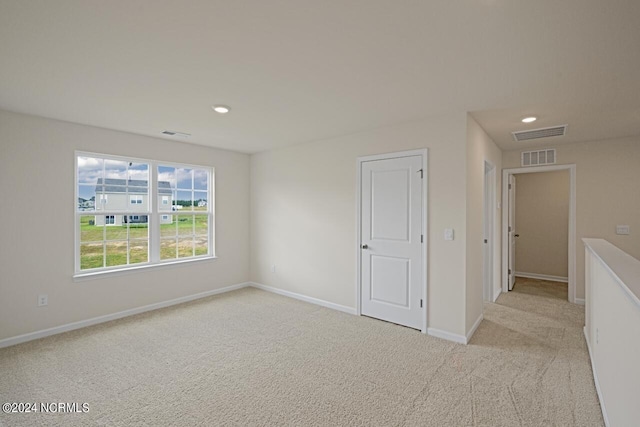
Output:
[1,279,476,349]
[427,327,467,345]
[584,327,610,427]
[574,298,585,306]
[515,272,568,283]
[251,282,481,346]
[493,287,502,302]
[249,282,357,315]
[0,282,251,349]
[250,283,485,348]
[466,313,484,343]
[428,314,483,345]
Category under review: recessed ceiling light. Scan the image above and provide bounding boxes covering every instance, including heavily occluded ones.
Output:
[521,116,537,123]
[212,105,231,114]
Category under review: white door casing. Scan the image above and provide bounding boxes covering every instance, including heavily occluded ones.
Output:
[508,174,516,290]
[360,154,423,330]
[483,162,495,301]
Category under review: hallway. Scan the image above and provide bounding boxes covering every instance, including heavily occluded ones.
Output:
[471,278,602,425]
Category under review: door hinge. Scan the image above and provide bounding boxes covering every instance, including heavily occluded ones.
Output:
[508,269,512,275]
[509,183,512,190]
[420,299,423,308]
[508,226,512,232]
[421,234,424,243]
[484,239,488,244]
[417,168,423,178]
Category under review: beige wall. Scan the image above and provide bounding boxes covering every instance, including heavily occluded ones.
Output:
[0,110,250,340]
[251,112,470,336]
[503,136,640,299]
[514,171,569,278]
[466,115,502,333]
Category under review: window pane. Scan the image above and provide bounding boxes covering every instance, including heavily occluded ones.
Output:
[194,169,208,191]
[194,191,207,211]
[129,222,148,239]
[128,192,148,213]
[178,238,194,258]
[176,190,192,211]
[78,185,97,211]
[159,192,172,211]
[77,156,103,184]
[106,222,128,240]
[98,185,126,210]
[80,216,104,242]
[178,215,194,237]
[160,238,177,260]
[195,236,208,256]
[129,240,148,265]
[104,159,127,180]
[194,215,208,235]
[177,168,193,189]
[80,243,104,270]
[105,242,128,267]
[95,189,107,210]
[160,217,176,237]
[128,162,149,184]
[158,166,176,188]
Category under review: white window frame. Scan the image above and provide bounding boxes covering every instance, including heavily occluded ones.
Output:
[75,152,215,278]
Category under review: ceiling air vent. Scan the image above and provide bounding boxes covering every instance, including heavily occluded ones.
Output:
[512,125,567,142]
[521,149,556,167]
[162,130,191,137]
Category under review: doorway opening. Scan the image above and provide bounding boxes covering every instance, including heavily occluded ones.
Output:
[501,165,577,303]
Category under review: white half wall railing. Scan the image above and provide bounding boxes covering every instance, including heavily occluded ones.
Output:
[583,238,640,427]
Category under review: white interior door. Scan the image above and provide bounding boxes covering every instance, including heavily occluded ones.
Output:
[361,155,423,330]
[508,174,516,291]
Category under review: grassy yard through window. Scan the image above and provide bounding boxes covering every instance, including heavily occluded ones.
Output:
[79,214,208,270]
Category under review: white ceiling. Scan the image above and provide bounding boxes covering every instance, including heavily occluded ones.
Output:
[1,1,639,153]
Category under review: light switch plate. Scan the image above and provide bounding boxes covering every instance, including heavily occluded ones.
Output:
[616,225,630,235]
[444,228,454,241]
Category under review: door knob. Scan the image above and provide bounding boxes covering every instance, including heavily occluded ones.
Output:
[361,244,369,249]
[514,234,520,237]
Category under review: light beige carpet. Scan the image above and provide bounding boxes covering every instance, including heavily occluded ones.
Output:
[0,280,603,426]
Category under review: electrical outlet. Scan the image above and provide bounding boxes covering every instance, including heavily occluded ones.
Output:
[596,328,599,344]
[38,294,48,307]
[444,228,454,241]
[271,265,276,273]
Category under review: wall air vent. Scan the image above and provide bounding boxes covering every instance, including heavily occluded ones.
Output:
[512,125,567,142]
[162,130,191,137]
[521,149,556,167]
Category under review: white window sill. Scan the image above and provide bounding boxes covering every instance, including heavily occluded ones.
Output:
[73,256,217,282]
